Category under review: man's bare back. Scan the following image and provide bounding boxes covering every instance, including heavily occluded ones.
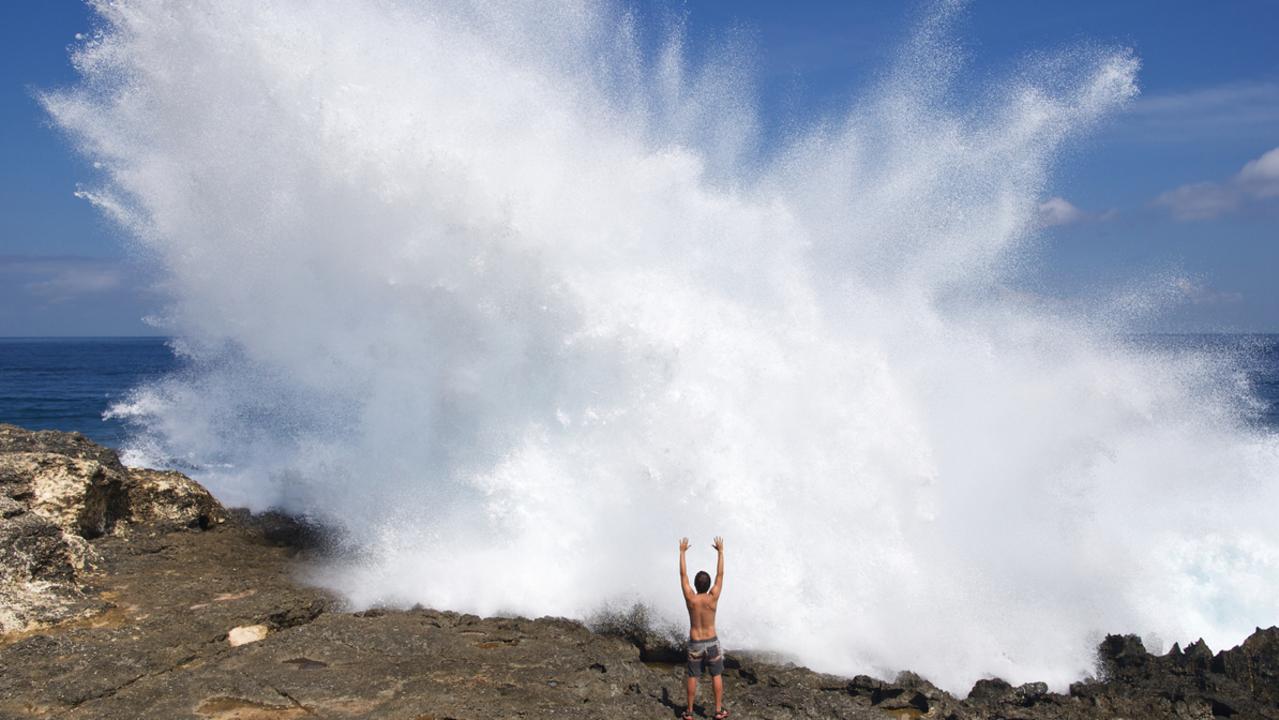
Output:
[680,536,724,640]
[686,591,718,641]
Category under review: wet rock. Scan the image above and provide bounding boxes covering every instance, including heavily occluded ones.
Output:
[225,508,332,551]
[589,602,684,663]
[1016,680,1049,705]
[874,687,929,713]
[1098,633,1151,681]
[968,677,1014,704]
[849,673,886,696]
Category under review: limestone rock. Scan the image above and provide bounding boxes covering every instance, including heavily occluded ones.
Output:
[228,624,270,646]
[0,513,78,584]
[0,512,101,633]
[0,445,120,632]
[2,453,128,538]
[0,425,226,634]
[124,467,227,531]
[0,424,127,472]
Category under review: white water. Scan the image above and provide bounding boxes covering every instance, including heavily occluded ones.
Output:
[47,0,1279,692]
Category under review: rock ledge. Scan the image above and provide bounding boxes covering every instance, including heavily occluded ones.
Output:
[2,426,1276,719]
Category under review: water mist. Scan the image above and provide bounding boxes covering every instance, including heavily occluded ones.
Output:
[45,0,1279,691]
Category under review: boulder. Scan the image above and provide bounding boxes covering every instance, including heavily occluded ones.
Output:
[125,468,226,531]
[1015,680,1049,706]
[967,677,1014,704]
[1097,633,1151,681]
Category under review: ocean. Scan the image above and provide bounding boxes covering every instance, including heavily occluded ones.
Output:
[3,335,1276,449]
[0,337,179,447]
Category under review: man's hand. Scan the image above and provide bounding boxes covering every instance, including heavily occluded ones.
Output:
[680,537,690,553]
[710,536,725,597]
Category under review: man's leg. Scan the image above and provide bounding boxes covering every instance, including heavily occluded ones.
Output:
[712,674,723,715]
[685,676,698,715]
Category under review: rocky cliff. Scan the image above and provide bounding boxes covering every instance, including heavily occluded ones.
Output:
[1,425,1276,719]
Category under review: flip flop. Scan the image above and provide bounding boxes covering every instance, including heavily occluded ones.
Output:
[714,710,730,719]
[680,711,695,720]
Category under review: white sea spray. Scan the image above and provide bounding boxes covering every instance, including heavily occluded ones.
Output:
[46,0,1279,692]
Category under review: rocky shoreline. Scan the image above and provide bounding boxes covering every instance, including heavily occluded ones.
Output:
[1,424,1276,719]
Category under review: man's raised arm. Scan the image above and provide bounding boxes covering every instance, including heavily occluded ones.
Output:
[679,537,694,599]
[711,536,724,597]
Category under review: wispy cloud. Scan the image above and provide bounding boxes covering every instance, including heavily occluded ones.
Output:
[1117,81,1279,143]
[1154,146,1279,220]
[0,255,128,304]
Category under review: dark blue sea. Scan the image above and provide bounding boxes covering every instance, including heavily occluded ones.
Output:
[1,335,1277,448]
[0,337,180,447]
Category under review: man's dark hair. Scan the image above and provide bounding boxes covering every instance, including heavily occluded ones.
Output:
[694,570,711,594]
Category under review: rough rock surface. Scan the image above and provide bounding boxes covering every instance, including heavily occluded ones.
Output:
[123,467,227,532]
[0,424,226,632]
[2,427,1278,719]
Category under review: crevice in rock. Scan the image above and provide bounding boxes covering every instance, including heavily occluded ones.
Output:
[266,599,329,632]
[269,684,317,716]
[64,671,146,709]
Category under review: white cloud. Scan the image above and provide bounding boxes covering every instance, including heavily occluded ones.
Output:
[1037,197,1085,227]
[1036,196,1114,228]
[26,267,123,301]
[0,255,128,304]
[1238,147,1279,198]
[1171,276,1243,306]
[1153,146,1279,221]
[1153,182,1240,221]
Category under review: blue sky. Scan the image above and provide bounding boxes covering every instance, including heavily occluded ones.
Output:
[2,1,1276,335]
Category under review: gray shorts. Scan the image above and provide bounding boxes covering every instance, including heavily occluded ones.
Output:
[686,636,724,677]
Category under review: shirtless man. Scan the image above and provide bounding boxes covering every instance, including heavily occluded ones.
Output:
[679,536,726,720]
